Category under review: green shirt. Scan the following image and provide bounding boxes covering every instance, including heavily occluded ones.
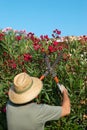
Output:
[6,101,62,130]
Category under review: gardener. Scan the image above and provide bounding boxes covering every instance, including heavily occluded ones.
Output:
[6,72,70,130]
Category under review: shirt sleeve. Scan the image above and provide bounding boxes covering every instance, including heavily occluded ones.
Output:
[38,104,62,123]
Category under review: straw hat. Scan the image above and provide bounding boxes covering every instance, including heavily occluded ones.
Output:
[9,72,43,104]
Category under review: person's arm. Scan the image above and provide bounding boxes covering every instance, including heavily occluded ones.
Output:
[60,86,71,117]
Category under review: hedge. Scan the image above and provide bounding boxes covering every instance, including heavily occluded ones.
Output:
[0,28,87,130]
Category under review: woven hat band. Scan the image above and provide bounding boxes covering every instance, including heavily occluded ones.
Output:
[14,80,33,94]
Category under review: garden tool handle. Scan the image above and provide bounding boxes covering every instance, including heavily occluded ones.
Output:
[40,70,49,80]
[54,76,59,83]
[40,75,45,80]
[57,84,66,94]
[54,76,63,94]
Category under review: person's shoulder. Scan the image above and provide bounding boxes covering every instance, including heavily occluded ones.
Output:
[36,103,61,109]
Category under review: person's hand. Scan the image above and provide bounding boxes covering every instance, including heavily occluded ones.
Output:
[58,84,68,94]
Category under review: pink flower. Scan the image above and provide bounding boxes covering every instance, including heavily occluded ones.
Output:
[2,27,12,32]
[20,30,27,34]
[2,107,6,113]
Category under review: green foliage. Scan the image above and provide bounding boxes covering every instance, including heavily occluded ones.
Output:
[0,29,87,129]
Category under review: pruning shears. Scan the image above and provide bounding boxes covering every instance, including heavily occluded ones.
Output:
[40,51,63,93]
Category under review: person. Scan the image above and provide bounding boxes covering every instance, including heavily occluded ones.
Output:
[6,72,70,130]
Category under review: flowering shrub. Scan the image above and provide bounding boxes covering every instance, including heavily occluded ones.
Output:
[0,27,87,130]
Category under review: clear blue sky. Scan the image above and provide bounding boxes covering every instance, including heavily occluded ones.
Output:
[0,0,87,37]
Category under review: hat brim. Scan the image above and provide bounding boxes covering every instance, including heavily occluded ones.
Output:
[9,77,43,104]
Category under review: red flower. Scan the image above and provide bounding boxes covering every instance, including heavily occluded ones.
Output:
[22,61,24,65]
[48,45,54,52]
[57,46,63,50]
[0,33,4,37]
[56,30,61,35]
[7,59,17,69]
[52,29,61,38]
[53,29,61,35]
[15,35,22,41]
[40,35,49,41]
[44,35,49,41]
[23,53,32,62]
[83,35,87,41]
[33,43,41,50]
[40,35,44,40]
[0,32,5,40]
[11,63,17,69]
[27,32,35,41]
[27,32,34,37]
[3,52,7,56]
[41,47,45,52]
[53,41,59,46]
